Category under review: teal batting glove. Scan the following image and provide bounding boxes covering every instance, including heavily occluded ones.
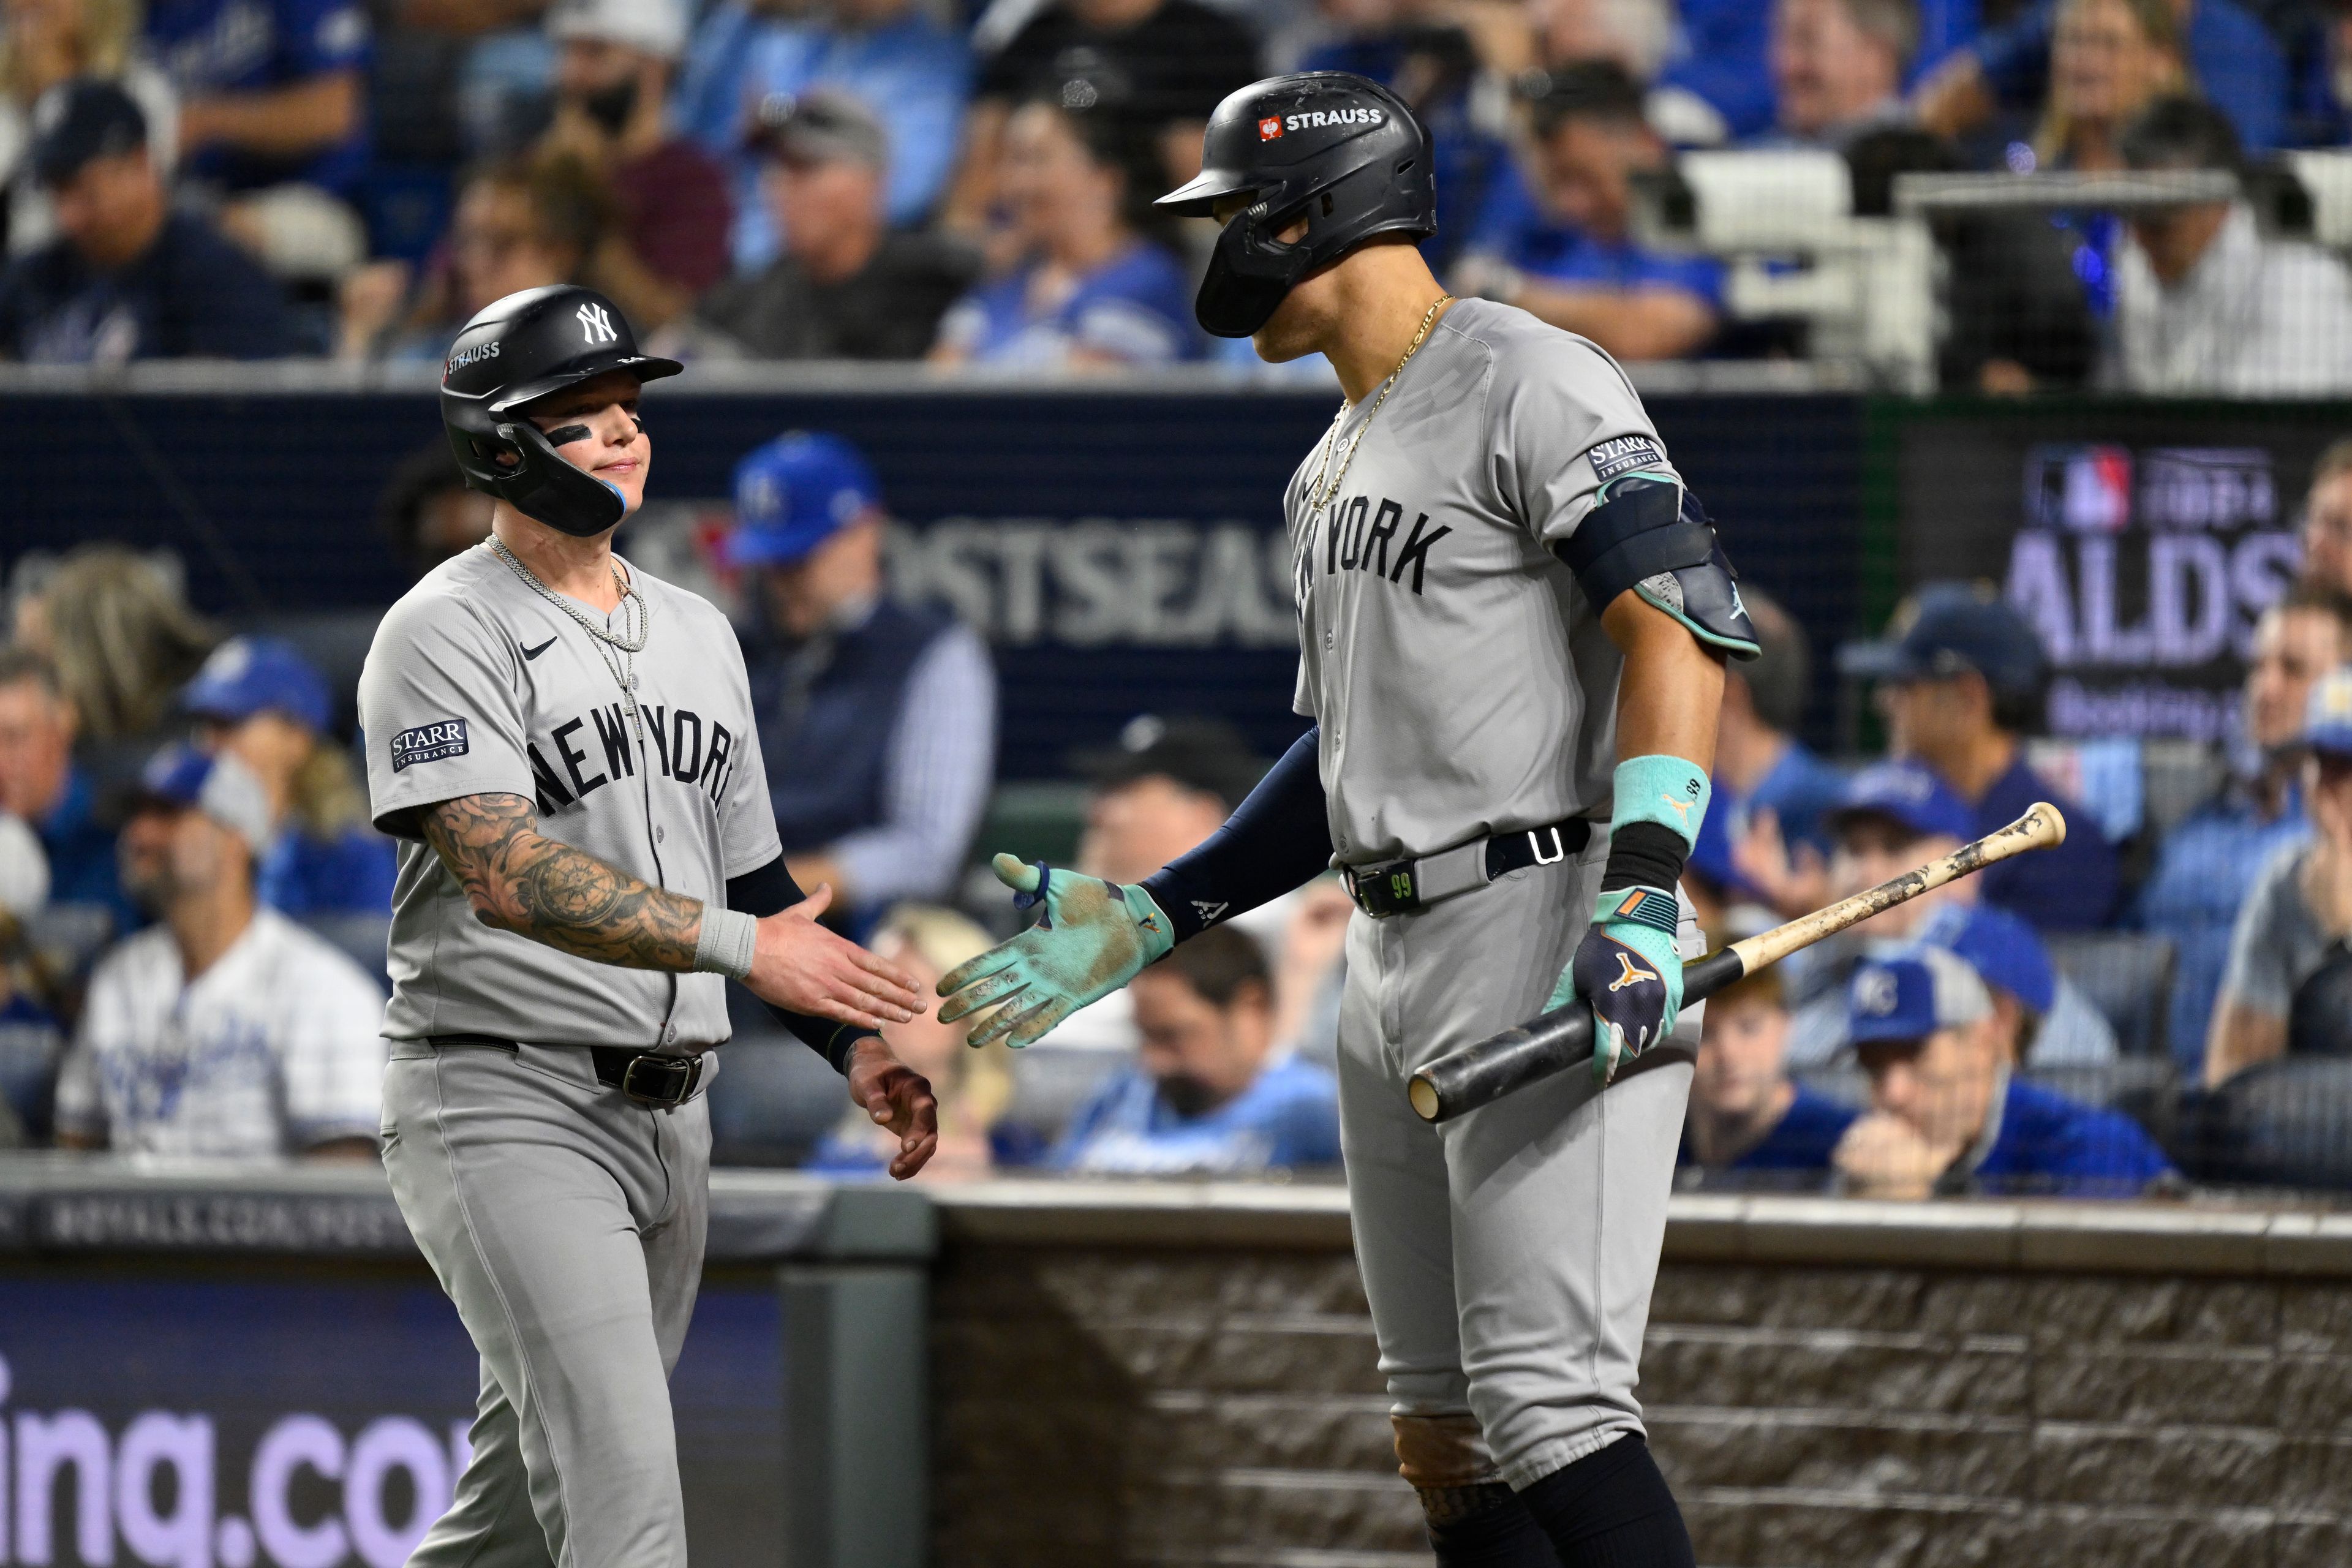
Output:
[1546,754,1709,1084]
[935,853,1175,1049]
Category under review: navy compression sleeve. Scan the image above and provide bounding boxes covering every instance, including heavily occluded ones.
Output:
[726,854,870,1074]
[1142,726,1333,943]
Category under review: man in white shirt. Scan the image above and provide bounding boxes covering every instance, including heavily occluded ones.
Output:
[55,744,387,1158]
[2112,96,2352,398]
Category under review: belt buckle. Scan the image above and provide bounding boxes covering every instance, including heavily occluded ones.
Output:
[1348,861,1420,919]
[1528,824,1567,866]
[620,1054,697,1107]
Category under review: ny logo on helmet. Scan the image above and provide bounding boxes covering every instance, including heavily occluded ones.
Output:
[577,302,618,345]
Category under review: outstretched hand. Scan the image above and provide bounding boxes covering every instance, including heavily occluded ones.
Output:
[934,854,1175,1049]
[743,884,927,1031]
[845,1038,939,1180]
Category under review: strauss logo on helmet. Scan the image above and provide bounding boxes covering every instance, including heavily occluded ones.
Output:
[1257,116,1282,140]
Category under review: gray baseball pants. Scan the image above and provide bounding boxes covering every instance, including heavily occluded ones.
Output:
[1337,842,1697,1494]
[380,1038,710,1568]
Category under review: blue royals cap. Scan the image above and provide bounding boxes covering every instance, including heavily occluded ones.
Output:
[1847,946,1993,1047]
[1827,760,1975,844]
[2304,666,2352,760]
[127,744,275,846]
[723,431,883,570]
[1836,581,2047,698]
[1919,902,2056,1014]
[180,636,332,733]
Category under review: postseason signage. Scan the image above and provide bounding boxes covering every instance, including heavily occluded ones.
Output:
[1896,409,2341,744]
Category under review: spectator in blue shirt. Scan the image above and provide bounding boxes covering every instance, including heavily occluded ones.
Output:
[1917,0,2282,155]
[1840,580,2119,929]
[1052,924,1340,1175]
[1703,586,1849,917]
[1781,758,1980,1066]
[1659,0,1979,143]
[1291,15,1502,270]
[0,648,125,922]
[675,0,970,271]
[180,636,394,918]
[931,91,1199,369]
[1762,0,1923,149]
[1836,947,2173,1197]
[0,78,289,362]
[1679,952,1855,1188]
[1917,900,2117,1068]
[947,0,1257,243]
[2139,584,2351,1072]
[727,432,997,927]
[1452,62,1722,361]
[146,0,371,195]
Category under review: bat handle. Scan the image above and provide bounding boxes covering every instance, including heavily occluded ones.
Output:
[1407,949,1747,1123]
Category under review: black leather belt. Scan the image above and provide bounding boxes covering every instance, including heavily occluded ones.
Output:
[589,1047,705,1108]
[1344,817,1594,919]
[428,1035,706,1109]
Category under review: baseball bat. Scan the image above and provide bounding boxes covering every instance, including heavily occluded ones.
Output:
[1404,800,2069,1123]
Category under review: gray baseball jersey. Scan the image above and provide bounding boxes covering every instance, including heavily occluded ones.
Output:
[359,545,781,1049]
[1288,297,1682,864]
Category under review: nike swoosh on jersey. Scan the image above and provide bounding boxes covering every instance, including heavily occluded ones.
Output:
[521,636,557,661]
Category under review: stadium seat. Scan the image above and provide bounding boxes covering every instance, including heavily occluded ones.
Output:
[2191,1057,2352,1191]
[23,902,117,978]
[2045,932,2176,1060]
[1002,1041,1133,1153]
[705,1030,851,1167]
[296,911,393,991]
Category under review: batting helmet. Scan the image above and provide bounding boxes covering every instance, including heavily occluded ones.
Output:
[1156,72,1436,339]
[440,284,683,539]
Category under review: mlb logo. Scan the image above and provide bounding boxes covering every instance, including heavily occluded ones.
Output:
[2027,444,2133,533]
[1258,116,1283,140]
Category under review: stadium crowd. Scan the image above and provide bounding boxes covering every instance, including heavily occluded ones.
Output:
[0,0,2346,383]
[6,0,2352,1200]
[4,417,2352,1200]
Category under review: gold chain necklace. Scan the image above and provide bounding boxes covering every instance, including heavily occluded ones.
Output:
[1304,293,1453,517]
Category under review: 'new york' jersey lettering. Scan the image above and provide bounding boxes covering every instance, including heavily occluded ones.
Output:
[1287,298,1682,864]
[358,549,783,1049]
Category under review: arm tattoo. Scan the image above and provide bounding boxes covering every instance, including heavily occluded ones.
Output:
[421,793,706,971]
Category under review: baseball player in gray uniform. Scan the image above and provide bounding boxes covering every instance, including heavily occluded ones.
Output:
[937,76,1758,1567]
[358,284,936,1568]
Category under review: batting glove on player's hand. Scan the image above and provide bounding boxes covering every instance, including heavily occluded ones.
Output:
[935,854,1175,1049]
[1547,887,1684,1084]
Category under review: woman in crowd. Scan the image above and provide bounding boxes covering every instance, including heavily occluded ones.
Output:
[2035,0,2188,173]
[337,152,613,362]
[807,905,1012,1177]
[181,635,394,917]
[0,0,174,257]
[930,91,1199,371]
[12,545,213,746]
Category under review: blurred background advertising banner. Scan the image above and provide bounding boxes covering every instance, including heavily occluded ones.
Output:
[1890,404,2346,745]
[0,1273,785,1568]
[1,385,1864,769]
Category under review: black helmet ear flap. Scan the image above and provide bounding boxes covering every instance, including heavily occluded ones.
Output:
[1197,212,1317,337]
[490,421,627,538]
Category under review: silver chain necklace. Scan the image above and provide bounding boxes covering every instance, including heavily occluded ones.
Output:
[1303,293,1453,518]
[491,538,651,742]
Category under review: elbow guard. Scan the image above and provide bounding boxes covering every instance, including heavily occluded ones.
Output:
[1552,478,1762,660]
